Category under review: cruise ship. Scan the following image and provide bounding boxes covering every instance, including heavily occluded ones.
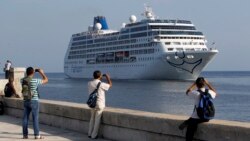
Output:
[64,6,218,80]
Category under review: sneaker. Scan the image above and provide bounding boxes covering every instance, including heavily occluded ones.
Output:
[35,135,44,139]
[23,135,28,139]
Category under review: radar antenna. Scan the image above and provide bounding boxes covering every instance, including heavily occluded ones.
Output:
[141,4,156,20]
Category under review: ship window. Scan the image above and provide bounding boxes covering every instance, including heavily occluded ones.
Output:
[87,40,93,44]
[161,31,203,35]
[186,48,195,51]
[168,48,174,51]
[183,42,192,45]
[121,29,129,34]
[131,32,147,38]
[87,35,92,39]
[130,26,147,32]
[173,42,181,45]
[73,36,86,41]
[176,48,183,51]
[148,31,159,36]
[71,41,86,46]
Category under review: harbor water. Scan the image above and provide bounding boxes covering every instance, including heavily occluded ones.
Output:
[2,71,250,122]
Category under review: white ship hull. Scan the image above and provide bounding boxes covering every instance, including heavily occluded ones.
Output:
[64,50,217,80]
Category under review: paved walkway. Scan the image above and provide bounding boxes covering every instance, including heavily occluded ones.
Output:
[0,115,110,141]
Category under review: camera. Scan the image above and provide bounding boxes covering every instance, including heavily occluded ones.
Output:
[102,74,106,77]
[35,69,39,72]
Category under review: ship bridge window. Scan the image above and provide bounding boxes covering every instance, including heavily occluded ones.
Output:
[149,26,195,30]
[148,19,192,24]
[160,31,203,35]
[168,48,174,51]
[165,42,171,45]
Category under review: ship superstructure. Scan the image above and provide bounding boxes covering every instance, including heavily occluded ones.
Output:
[64,6,218,80]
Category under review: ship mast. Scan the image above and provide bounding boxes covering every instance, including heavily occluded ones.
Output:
[142,4,156,20]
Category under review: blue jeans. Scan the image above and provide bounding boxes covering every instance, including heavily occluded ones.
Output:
[22,100,40,136]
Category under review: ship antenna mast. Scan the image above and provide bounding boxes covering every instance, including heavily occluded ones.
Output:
[142,4,156,20]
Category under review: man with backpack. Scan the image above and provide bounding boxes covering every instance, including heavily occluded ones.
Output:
[21,67,48,139]
[87,70,112,139]
[179,77,217,141]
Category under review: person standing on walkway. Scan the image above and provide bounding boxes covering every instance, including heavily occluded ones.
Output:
[4,60,12,79]
[22,67,48,139]
[179,77,217,141]
[88,70,112,139]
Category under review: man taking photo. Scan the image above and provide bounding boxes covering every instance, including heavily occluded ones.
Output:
[88,70,112,139]
[22,67,48,139]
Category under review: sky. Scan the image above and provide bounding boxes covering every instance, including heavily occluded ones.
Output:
[0,0,250,72]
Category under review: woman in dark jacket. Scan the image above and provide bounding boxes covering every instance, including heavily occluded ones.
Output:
[4,77,20,98]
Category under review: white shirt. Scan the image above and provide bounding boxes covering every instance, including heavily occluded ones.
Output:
[187,88,216,119]
[88,79,110,109]
[5,62,11,71]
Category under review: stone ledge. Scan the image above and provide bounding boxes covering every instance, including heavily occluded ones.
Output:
[3,98,250,141]
[12,67,26,72]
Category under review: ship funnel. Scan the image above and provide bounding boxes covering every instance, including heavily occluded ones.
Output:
[93,16,109,30]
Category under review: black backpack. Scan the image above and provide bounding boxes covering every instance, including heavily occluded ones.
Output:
[86,82,101,108]
[196,89,215,120]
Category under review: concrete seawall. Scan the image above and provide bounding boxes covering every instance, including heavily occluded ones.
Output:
[3,98,250,141]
